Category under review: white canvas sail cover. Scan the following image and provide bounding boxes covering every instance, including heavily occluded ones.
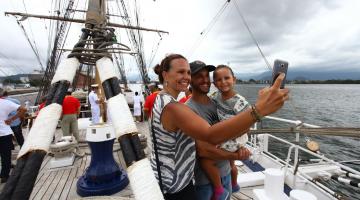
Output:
[51,57,80,84]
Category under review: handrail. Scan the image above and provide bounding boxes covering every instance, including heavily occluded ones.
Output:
[264,116,320,128]
[250,116,360,138]
[251,115,360,176]
[270,134,360,176]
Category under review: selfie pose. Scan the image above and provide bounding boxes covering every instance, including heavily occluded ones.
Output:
[149,54,289,200]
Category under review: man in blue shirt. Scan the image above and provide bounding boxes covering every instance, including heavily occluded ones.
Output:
[3,91,24,147]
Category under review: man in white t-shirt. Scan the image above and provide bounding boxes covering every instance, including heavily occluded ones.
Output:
[132,91,143,122]
[88,84,103,124]
[0,87,27,183]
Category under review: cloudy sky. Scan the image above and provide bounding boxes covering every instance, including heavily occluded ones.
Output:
[0,0,359,79]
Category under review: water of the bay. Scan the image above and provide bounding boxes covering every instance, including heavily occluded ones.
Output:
[235,84,360,199]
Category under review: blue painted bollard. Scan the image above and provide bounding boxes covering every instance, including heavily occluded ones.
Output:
[77,124,129,196]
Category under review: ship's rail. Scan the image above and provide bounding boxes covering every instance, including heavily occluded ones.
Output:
[251,116,359,175]
[250,115,360,175]
[247,116,360,199]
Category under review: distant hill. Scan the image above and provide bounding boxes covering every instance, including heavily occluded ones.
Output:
[237,70,360,81]
[0,73,43,81]
[124,70,360,82]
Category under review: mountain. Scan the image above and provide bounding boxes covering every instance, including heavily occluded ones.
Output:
[236,70,360,81]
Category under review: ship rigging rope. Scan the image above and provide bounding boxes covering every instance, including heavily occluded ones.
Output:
[116,0,150,84]
[187,0,230,57]
[0,69,9,76]
[16,20,45,72]
[46,0,56,60]
[0,51,26,74]
[0,66,9,76]
[54,0,80,68]
[21,0,44,71]
[232,0,308,127]
[147,35,162,71]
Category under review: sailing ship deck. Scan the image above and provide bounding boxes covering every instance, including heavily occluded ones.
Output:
[0,121,257,200]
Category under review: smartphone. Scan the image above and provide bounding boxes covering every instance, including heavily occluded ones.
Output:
[271,59,289,89]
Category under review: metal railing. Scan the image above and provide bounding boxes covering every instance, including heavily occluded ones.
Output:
[250,116,360,176]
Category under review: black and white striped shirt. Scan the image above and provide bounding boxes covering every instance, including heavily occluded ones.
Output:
[150,92,196,194]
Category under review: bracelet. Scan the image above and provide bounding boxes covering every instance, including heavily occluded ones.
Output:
[250,105,263,122]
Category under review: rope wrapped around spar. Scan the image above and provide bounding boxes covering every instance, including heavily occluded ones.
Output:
[96,57,164,200]
[0,57,79,200]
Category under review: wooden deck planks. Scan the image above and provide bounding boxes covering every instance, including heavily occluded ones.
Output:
[32,171,57,200]
[42,169,65,200]
[40,155,51,171]
[59,166,78,200]
[50,168,71,200]
[66,175,80,200]
[30,171,51,200]
[76,155,88,178]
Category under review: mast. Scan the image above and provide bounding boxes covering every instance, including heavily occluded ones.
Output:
[5,6,168,101]
[35,0,75,104]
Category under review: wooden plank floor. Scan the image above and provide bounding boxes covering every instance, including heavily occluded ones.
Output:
[0,121,259,200]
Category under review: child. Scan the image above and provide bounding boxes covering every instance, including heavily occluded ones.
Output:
[200,65,250,200]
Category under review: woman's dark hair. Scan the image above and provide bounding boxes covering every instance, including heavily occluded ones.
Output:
[135,91,139,96]
[213,64,235,80]
[154,54,187,83]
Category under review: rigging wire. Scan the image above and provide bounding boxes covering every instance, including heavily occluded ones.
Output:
[54,0,79,68]
[0,51,26,74]
[187,0,231,58]
[47,0,57,61]
[233,1,272,72]
[112,0,130,85]
[147,34,162,70]
[15,20,45,73]
[232,0,307,129]
[0,65,10,76]
[21,0,44,71]
[116,0,151,84]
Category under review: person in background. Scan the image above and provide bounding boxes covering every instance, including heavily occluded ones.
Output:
[149,54,288,199]
[179,87,192,103]
[61,89,81,141]
[133,91,143,122]
[143,81,161,120]
[0,87,27,183]
[24,95,47,130]
[141,92,146,122]
[3,91,24,147]
[88,84,102,124]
